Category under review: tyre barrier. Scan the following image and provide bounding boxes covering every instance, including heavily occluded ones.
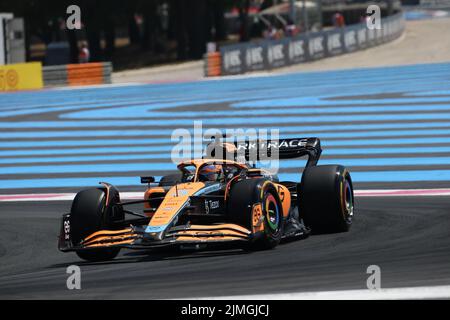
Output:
[204,52,222,77]
[204,12,405,76]
[42,62,112,87]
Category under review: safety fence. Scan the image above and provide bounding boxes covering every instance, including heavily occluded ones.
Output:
[205,12,405,76]
[43,62,112,87]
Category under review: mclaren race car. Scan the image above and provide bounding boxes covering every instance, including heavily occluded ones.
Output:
[58,137,354,261]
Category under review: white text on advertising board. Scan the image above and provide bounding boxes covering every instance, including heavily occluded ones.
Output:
[224,50,241,70]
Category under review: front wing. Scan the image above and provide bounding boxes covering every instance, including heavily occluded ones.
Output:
[59,216,253,252]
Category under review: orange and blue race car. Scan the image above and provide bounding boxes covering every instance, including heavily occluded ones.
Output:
[58,137,354,262]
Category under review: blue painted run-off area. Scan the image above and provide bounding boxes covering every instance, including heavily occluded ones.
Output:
[1,62,450,189]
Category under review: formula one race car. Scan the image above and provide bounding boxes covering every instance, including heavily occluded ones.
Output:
[58,137,354,262]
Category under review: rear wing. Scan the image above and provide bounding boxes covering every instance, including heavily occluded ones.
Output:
[205,137,322,167]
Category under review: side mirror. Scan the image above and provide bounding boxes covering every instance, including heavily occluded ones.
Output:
[140,176,155,184]
[247,169,263,177]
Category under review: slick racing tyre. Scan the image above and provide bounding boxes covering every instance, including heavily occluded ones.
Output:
[299,165,354,234]
[227,178,283,250]
[70,188,123,262]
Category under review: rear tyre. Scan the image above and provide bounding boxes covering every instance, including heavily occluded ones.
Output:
[227,178,283,250]
[299,165,354,234]
[70,188,122,262]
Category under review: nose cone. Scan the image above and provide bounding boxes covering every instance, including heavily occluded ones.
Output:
[144,225,167,241]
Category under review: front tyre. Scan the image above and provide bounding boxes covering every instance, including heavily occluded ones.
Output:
[70,188,121,262]
[227,178,283,250]
[299,165,354,234]
[75,247,120,262]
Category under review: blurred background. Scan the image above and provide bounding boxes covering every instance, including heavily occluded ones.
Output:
[0,0,407,71]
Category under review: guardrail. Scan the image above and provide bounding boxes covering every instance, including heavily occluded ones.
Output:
[205,12,405,76]
[42,62,112,87]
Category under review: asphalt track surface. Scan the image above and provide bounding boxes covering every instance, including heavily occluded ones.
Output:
[1,196,450,299]
[1,62,450,298]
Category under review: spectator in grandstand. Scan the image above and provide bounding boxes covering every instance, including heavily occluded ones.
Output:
[275,27,285,39]
[285,18,300,37]
[360,13,371,25]
[332,12,346,28]
[263,25,277,40]
[78,42,90,63]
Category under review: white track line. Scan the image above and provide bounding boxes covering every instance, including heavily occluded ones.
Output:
[1,188,450,202]
[194,285,450,300]
[355,188,450,197]
[51,82,147,91]
[0,192,143,202]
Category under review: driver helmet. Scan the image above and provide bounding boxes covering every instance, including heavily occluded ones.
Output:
[198,164,222,182]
